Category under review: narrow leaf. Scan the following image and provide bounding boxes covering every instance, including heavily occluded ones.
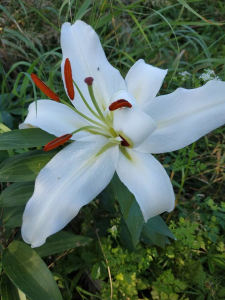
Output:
[3,206,25,228]
[176,0,223,25]
[0,149,59,182]
[0,129,55,150]
[35,231,92,257]
[0,182,34,207]
[74,0,92,20]
[1,274,20,300]
[111,174,144,249]
[2,241,63,300]
[146,216,176,240]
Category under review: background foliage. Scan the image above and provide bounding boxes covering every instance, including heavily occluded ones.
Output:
[0,0,225,299]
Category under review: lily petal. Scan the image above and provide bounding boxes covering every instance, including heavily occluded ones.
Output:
[139,80,225,153]
[20,100,90,140]
[109,90,138,108]
[113,108,157,148]
[116,149,175,221]
[125,59,167,106]
[61,21,126,118]
[22,136,119,247]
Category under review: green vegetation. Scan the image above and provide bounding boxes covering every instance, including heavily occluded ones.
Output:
[0,0,225,299]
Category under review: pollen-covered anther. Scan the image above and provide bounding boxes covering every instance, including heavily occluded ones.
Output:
[64,58,75,100]
[84,77,94,86]
[31,73,60,102]
[119,135,130,147]
[109,99,132,111]
[44,134,72,151]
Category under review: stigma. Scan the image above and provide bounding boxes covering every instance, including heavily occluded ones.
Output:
[119,135,130,147]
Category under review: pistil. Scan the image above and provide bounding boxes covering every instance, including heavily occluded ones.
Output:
[119,135,130,147]
[84,77,117,137]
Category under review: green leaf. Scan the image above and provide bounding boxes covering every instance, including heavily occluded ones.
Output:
[74,0,92,21]
[111,174,144,249]
[110,173,134,219]
[146,216,176,240]
[35,231,92,257]
[0,150,8,163]
[3,206,24,228]
[1,274,20,300]
[0,149,59,182]
[141,225,169,249]
[176,0,223,25]
[2,241,63,300]
[0,182,34,207]
[141,216,175,249]
[0,129,55,150]
[95,11,122,29]
[98,184,116,213]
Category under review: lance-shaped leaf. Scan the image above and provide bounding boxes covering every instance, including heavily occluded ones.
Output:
[1,274,20,300]
[0,182,34,207]
[2,241,63,300]
[0,129,55,150]
[35,231,92,257]
[111,173,144,250]
[145,216,175,240]
[141,216,175,249]
[3,206,25,228]
[0,149,59,182]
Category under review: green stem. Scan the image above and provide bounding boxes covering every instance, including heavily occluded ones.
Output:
[70,125,103,135]
[59,98,108,131]
[88,85,112,128]
[73,81,102,122]
[95,142,116,157]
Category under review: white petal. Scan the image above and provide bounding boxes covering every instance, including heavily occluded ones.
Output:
[113,108,157,148]
[22,136,119,247]
[140,80,225,153]
[125,59,167,106]
[116,149,175,221]
[61,21,126,118]
[21,100,90,140]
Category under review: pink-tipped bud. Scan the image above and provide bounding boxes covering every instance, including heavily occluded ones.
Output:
[84,77,94,86]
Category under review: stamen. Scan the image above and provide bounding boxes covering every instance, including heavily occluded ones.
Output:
[84,77,94,86]
[64,58,75,100]
[109,99,132,111]
[119,135,130,147]
[44,134,72,151]
[31,73,60,102]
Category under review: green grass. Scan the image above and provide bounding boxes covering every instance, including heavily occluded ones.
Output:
[0,0,225,299]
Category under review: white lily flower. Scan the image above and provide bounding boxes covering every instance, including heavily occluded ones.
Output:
[21,21,225,248]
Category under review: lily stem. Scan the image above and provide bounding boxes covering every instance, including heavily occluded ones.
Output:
[87,85,112,128]
[73,81,103,122]
[59,98,109,131]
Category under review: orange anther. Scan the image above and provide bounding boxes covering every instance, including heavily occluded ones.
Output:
[31,73,60,102]
[64,58,75,100]
[44,134,72,151]
[109,99,132,111]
